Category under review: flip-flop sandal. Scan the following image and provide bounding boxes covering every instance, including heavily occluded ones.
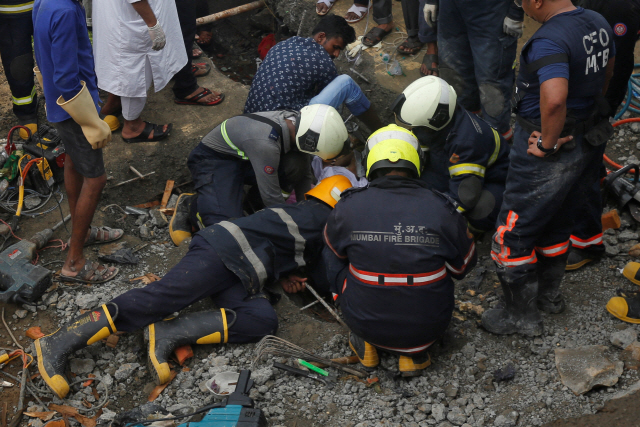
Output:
[316,0,336,16]
[192,63,211,77]
[59,261,119,284]
[196,30,213,47]
[362,26,393,47]
[122,121,173,143]
[397,37,423,55]
[345,4,369,23]
[175,88,225,106]
[420,53,439,76]
[67,225,124,247]
[192,42,203,59]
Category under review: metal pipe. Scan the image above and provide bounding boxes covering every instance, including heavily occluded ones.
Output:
[196,1,265,26]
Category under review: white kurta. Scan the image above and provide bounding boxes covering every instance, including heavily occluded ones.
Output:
[92,0,187,97]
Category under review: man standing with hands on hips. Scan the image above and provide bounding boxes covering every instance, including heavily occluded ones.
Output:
[482,0,615,336]
[33,0,122,284]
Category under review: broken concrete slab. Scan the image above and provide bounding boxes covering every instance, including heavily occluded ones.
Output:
[611,328,638,349]
[622,341,640,369]
[555,345,623,395]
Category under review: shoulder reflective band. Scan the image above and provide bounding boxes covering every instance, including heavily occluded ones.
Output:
[220,120,248,160]
[270,207,306,268]
[0,1,33,13]
[488,129,501,166]
[218,221,268,284]
[448,163,486,177]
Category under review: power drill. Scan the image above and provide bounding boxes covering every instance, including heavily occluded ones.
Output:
[0,214,70,304]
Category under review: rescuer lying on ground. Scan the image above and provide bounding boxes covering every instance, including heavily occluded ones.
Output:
[35,175,354,399]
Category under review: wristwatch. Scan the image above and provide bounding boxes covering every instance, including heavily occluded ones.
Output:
[537,136,557,156]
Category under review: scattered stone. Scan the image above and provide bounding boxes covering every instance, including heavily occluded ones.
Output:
[610,328,637,349]
[618,230,639,242]
[446,406,466,425]
[14,309,28,319]
[605,243,621,257]
[444,384,458,398]
[431,404,446,422]
[98,408,117,423]
[139,224,151,239]
[493,362,516,382]
[69,358,95,374]
[555,345,624,395]
[115,363,140,381]
[494,411,519,426]
[75,293,99,309]
[150,209,169,228]
[630,122,640,133]
[622,341,640,369]
[167,194,179,209]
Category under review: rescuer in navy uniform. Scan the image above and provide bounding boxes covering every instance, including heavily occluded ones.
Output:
[482,0,615,336]
[34,176,354,399]
[323,125,477,376]
[391,76,510,233]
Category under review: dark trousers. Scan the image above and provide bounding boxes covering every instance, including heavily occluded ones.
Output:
[492,124,601,267]
[437,0,516,134]
[356,0,392,24]
[400,0,436,42]
[111,234,278,342]
[188,142,315,227]
[0,13,36,121]
[173,0,199,99]
[569,144,606,254]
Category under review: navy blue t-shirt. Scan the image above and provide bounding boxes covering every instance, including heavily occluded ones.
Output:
[518,8,616,119]
[243,37,338,113]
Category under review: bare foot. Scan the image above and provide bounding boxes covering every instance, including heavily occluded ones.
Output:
[363,22,394,45]
[184,87,223,104]
[420,60,439,76]
[62,259,118,282]
[316,1,331,14]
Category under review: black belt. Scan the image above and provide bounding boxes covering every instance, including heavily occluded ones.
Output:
[515,115,592,138]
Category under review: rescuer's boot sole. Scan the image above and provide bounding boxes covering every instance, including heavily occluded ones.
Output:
[607,289,640,324]
[565,248,599,271]
[169,193,196,247]
[623,262,640,286]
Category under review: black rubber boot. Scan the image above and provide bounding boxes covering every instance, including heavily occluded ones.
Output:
[565,247,600,271]
[355,105,383,134]
[169,193,195,247]
[398,351,431,377]
[145,309,236,385]
[35,303,118,398]
[349,332,379,369]
[481,266,543,336]
[537,252,568,314]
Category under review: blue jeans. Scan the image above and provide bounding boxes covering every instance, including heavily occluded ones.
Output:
[111,234,279,341]
[309,75,371,116]
[437,0,516,134]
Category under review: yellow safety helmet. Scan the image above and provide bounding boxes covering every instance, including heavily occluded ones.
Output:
[362,124,423,179]
[305,175,353,208]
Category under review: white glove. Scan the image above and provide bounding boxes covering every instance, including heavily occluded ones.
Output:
[147,22,166,51]
[423,4,438,28]
[503,17,523,38]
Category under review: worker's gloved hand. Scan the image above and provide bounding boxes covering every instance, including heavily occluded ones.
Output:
[423,4,438,28]
[57,81,112,150]
[147,22,166,51]
[503,17,523,38]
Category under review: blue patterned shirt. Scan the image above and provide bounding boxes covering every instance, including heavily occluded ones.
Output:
[244,36,338,113]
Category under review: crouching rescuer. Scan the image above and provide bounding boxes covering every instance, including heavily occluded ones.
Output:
[323,125,477,376]
[35,176,354,398]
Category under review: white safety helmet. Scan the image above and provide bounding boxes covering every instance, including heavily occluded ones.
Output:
[296,104,349,160]
[390,76,457,131]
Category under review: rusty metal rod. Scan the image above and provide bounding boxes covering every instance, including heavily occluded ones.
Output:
[196,1,265,26]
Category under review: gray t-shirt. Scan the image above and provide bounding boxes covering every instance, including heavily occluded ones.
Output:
[201,110,297,207]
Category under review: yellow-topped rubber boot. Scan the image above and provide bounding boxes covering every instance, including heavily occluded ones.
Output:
[169,193,196,246]
[103,115,121,132]
[35,303,118,398]
[349,332,379,369]
[607,290,640,324]
[399,351,431,377]
[19,123,37,140]
[623,262,640,286]
[145,309,235,385]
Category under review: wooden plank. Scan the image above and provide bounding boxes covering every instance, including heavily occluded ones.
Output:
[160,180,175,208]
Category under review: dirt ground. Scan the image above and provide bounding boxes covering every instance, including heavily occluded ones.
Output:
[3,2,640,427]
